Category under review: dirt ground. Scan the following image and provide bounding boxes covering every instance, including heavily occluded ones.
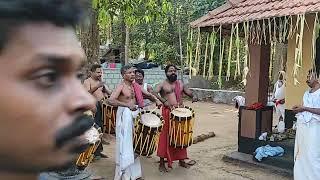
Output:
[88,101,292,180]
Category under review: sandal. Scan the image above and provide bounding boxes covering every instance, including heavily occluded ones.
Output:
[186,160,197,166]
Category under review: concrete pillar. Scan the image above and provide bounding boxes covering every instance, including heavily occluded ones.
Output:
[245,43,271,106]
[238,42,273,154]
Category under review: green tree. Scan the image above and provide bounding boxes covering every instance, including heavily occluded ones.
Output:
[95,0,171,64]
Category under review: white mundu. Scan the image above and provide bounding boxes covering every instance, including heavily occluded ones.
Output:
[294,89,320,180]
[274,80,285,119]
[114,107,142,180]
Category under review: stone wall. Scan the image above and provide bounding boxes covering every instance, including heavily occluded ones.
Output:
[190,88,245,105]
[103,67,189,90]
[187,76,211,89]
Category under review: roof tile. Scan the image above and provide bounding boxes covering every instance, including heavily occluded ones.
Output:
[191,0,320,27]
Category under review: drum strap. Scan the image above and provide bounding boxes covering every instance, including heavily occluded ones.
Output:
[133,82,144,108]
[174,81,182,103]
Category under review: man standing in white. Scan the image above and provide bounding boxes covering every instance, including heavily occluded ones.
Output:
[273,71,286,120]
[293,69,320,180]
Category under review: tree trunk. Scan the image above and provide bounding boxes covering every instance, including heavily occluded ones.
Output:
[109,15,113,45]
[120,15,126,65]
[144,24,150,60]
[79,8,100,78]
[80,8,100,66]
[125,24,130,65]
[178,15,184,81]
[272,42,287,83]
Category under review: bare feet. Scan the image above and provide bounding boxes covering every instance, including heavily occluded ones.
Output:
[159,164,169,172]
[101,138,110,145]
[98,153,108,158]
[159,158,169,172]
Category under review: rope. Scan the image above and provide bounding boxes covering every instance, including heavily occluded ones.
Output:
[141,126,150,156]
[169,107,195,148]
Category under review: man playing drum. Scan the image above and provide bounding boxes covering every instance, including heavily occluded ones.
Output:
[154,64,198,172]
[84,64,112,159]
[0,0,97,180]
[108,65,162,180]
[84,64,112,102]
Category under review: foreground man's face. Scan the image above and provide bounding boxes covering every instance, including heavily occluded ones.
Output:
[0,22,95,173]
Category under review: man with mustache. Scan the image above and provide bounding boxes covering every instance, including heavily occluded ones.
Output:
[293,69,320,180]
[84,64,112,102]
[0,0,96,179]
[108,65,162,180]
[154,64,198,172]
[84,64,111,159]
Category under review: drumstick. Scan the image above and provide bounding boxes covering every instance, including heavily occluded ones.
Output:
[150,107,159,113]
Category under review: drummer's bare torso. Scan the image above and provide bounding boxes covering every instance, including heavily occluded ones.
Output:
[117,82,137,106]
[84,78,104,101]
[159,80,183,106]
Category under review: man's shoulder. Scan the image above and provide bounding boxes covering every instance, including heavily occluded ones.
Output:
[84,77,94,82]
[177,80,184,85]
[158,80,166,86]
[115,82,124,89]
[83,78,91,85]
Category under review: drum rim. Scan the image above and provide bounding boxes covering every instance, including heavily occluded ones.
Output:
[137,110,164,128]
[84,126,102,144]
[170,141,193,148]
[170,106,195,121]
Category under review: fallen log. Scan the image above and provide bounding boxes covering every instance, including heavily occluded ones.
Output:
[193,131,216,144]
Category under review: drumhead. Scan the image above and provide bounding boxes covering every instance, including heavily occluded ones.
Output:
[140,113,162,128]
[171,108,192,117]
[84,126,100,144]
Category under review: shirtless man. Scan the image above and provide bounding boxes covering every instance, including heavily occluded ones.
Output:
[84,64,112,102]
[84,64,111,159]
[154,64,198,172]
[135,68,154,110]
[108,65,161,180]
[0,1,96,179]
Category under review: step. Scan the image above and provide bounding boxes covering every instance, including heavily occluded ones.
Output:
[223,151,293,177]
[254,139,294,171]
[259,151,294,170]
